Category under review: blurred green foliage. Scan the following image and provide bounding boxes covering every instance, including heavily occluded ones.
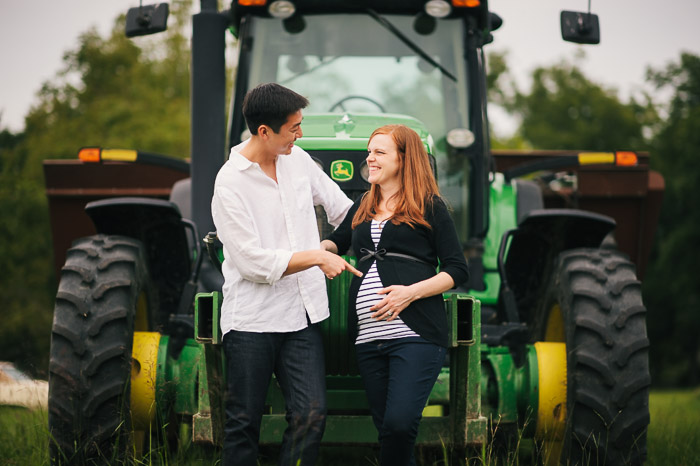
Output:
[0,3,193,377]
[643,53,700,387]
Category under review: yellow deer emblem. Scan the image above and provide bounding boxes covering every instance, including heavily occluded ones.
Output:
[331,160,353,181]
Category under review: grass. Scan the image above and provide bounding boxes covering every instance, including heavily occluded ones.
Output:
[646,387,700,466]
[0,406,49,465]
[2,389,700,465]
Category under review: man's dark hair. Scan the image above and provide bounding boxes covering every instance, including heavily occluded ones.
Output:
[242,83,309,134]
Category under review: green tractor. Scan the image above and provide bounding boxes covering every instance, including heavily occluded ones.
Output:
[44,0,663,464]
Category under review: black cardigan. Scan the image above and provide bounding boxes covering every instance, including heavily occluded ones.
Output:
[327,196,469,347]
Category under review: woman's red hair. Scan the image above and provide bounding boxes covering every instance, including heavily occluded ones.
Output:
[352,124,441,229]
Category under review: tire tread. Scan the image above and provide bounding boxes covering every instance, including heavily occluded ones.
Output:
[542,248,650,465]
[48,234,153,464]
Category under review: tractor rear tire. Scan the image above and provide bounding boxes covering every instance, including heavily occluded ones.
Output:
[48,235,156,464]
[537,248,650,465]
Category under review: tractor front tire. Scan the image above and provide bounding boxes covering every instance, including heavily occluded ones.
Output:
[48,235,155,464]
[538,248,650,465]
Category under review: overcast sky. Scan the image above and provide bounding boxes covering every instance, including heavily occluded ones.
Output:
[1,0,699,134]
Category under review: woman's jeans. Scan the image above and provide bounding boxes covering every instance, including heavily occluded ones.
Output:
[222,324,327,466]
[355,337,446,466]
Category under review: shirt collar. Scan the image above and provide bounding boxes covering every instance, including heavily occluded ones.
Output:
[229,149,254,171]
[229,138,282,171]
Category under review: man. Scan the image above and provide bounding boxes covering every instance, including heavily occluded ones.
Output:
[211,83,361,466]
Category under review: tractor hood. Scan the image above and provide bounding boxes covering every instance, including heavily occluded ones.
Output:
[296,113,434,153]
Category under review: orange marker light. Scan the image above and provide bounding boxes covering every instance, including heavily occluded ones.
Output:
[452,0,481,6]
[615,151,638,166]
[238,0,266,5]
[78,147,101,162]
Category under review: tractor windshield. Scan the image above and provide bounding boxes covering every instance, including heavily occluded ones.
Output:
[241,13,472,240]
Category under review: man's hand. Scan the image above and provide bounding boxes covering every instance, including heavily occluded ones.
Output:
[318,250,362,279]
[285,249,362,278]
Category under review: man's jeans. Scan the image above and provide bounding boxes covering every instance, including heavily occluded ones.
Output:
[222,324,327,466]
[355,337,446,466]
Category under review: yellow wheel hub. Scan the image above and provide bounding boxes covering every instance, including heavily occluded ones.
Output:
[534,341,567,440]
[131,331,161,430]
[535,319,567,466]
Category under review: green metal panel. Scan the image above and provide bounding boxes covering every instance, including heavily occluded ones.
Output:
[427,368,450,405]
[262,415,481,446]
[447,295,488,447]
[480,345,539,433]
[297,113,434,154]
[157,335,221,443]
[298,113,431,140]
[261,415,379,444]
[321,256,359,375]
[265,374,370,418]
[267,415,483,446]
[195,291,222,345]
[326,375,368,409]
[468,273,501,306]
[469,174,519,305]
[170,340,202,416]
[191,291,226,445]
[298,138,370,151]
[155,335,173,424]
[193,342,225,445]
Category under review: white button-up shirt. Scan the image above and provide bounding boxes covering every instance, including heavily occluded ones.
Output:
[211,141,352,334]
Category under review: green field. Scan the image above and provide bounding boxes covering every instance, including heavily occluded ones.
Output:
[2,389,699,465]
[645,389,700,466]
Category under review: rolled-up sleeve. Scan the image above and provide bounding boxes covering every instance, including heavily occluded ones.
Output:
[212,185,292,284]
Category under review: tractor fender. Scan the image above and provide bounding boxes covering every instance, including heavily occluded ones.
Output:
[501,208,616,319]
[85,197,194,327]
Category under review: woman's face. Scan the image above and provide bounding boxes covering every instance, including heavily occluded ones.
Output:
[367,133,401,188]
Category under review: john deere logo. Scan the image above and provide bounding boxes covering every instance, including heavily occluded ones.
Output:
[331,160,353,181]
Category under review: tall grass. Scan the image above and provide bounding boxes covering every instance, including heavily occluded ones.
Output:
[2,389,700,465]
[646,388,700,466]
[0,406,49,465]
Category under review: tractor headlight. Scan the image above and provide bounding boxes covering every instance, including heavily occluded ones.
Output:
[424,0,451,18]
[446,128,475,149]
[360,161,370,182]
[268,1,295,19]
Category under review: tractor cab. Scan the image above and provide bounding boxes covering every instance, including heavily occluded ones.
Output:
[227,1,491,248]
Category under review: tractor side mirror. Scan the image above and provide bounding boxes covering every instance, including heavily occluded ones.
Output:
[126,3,170,38]
[560,10,600,44]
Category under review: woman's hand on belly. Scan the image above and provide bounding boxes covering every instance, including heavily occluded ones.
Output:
[371,271,456,321]
[370,284,417,321]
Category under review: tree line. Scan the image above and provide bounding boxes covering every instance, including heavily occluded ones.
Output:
[0,10,698,386]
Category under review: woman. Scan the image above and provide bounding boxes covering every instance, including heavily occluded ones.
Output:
[322,124,469,465]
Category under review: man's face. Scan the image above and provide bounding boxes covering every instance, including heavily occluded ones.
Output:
[266,110,303,155]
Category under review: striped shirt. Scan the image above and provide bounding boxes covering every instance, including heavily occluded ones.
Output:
[355,220,420,344]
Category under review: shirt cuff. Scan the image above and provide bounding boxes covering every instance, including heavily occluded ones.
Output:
[267,249,294,284]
